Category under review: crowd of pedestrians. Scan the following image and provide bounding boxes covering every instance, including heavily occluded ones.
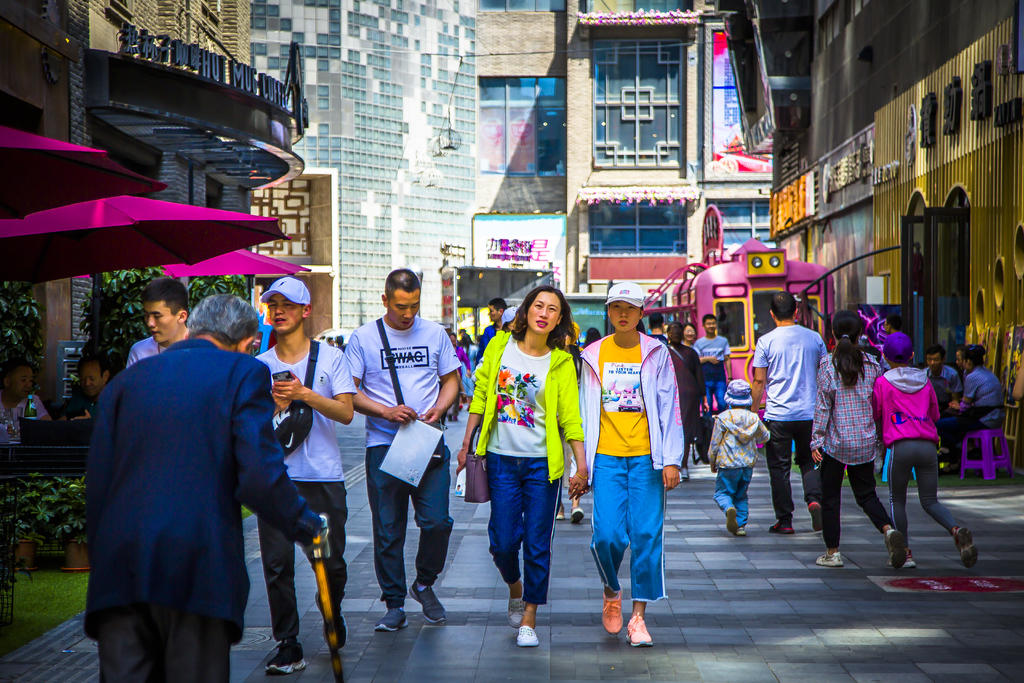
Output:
[80,271,1001,681]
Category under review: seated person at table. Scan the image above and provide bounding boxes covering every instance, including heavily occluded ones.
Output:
[1,359,52,426]
[63,353,111,420]
[924,344,962,417]
[126,277,189,367]
[936,344,1004,469]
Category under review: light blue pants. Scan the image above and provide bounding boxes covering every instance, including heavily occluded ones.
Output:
[713,466,753,527]
[590,453,666,602]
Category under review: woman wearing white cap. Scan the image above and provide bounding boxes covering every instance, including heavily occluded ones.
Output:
[579,282,684,647]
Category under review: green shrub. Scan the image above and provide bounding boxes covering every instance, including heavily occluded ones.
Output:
[0,282,43,370]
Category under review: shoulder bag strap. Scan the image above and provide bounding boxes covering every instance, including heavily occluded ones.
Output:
[303,341,320,389]
[376,318,405,405]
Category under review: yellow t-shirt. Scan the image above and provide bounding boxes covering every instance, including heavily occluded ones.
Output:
[596,337,651,457]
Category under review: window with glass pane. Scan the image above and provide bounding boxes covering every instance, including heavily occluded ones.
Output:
[480,0,563,10]
[589,203,685,254]
[714,301,746,348]
[479,77,566,176]
[588,0,689,11]
[594,41,682,168]
[716,200,772,246]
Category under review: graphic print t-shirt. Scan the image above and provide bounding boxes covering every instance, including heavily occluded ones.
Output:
[596,338,651,457]
[343,317,462,447]
[488,339,550,458]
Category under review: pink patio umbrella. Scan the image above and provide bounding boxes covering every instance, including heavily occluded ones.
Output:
[0,125,167,218]
[0,195,285,283]
[163,250,309,278]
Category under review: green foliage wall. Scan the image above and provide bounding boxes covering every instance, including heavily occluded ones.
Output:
[0,282,43,371]
[81,270,248,371]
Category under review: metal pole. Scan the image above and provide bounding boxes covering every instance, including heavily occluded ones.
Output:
[90,274,102,355]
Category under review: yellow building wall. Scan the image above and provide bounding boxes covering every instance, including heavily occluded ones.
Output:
[873,18,1024,466]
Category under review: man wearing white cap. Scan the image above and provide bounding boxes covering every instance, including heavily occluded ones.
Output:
[256,276,356,675]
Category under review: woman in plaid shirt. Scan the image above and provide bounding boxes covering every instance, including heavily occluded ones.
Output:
[810,311,907,569]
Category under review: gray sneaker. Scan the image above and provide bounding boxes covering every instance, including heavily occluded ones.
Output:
[409,583,448,624]
[507,597,525,628]
[374,607,407,632]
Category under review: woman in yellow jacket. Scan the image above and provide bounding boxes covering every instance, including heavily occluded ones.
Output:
[457,285,588,648]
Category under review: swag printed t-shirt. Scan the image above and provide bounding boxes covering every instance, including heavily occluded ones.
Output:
[344,317,462,447]
[597,338,650,457]
[258,343,356,481]
[489,340,550,458]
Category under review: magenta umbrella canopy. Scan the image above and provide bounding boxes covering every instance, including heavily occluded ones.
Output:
[163,250,309,277]
[0,125,167,218]
[0,195,285,283]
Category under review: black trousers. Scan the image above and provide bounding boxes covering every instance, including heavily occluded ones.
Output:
[257,480,348,642]
[94,603,233,683]
[819,453,892,549]
[366,444,454,608]
[763,419,822,525]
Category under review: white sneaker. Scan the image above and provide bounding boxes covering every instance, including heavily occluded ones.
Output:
[816,551,844,567]
[516,625,539,647]
[507,597,525,628]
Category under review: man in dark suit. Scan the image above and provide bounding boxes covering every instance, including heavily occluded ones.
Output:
[86,294,323,682]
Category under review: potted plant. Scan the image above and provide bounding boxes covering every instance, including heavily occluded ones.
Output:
[52,477,89,571]
[13,474,57,570]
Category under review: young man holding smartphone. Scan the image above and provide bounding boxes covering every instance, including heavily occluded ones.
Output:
[256,277,355,675]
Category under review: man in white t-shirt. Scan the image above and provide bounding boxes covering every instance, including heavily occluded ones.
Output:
[125,277,189,367]
[1,360,51,441]
[255,277,355,675]
[750,291,827,535]
[344,269,461,633]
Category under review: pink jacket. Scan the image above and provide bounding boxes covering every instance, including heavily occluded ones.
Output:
[871,368,940,446]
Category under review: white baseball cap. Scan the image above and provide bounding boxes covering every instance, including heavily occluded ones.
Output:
[606,281,645,309]
[260,276,311,305]
[500,306,518,325]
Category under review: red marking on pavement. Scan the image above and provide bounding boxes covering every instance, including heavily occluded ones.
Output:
[886,577,1024,592]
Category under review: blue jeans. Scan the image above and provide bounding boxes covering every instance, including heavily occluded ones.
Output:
[590,454,666,602]
[486,453,561,605]
[705,378,727,414]
[713,467,753,526]
[365,445,454,608]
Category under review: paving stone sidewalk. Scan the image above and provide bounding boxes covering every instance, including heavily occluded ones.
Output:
[2,414,1024,681]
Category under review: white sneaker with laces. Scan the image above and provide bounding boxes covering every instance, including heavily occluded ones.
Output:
[516,625,539,647]
[816,551,844,567]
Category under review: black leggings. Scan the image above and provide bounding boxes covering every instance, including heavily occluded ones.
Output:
[820,453,893,549]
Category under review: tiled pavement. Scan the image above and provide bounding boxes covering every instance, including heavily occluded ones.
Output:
[3,414,1024,681]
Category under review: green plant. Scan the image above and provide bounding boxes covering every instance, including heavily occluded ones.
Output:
[80,270,248,371]
[0,282,43,370]
[50,477,87,544]
[14,475,61,543]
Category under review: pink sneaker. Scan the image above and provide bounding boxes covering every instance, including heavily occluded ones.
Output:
[627,614,653,647]
[602,591,622,634]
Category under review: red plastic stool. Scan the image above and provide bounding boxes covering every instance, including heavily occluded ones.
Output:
[960,428,1014,480]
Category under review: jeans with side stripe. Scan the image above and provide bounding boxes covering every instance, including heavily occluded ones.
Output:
[590,453,666,602]
[486,452,561,605]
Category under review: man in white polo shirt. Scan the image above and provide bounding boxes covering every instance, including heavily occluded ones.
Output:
[256,276,355,675]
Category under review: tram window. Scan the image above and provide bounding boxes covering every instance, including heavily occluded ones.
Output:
[714,301,746,349]
[752,291,777,343]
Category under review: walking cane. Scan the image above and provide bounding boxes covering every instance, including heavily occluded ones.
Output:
[311,515,344,682]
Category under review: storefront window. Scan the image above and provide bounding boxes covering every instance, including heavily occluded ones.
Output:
[716,200,772,246]
[715,301,747,348]
[479,77,566,176]
[589,203,685,254]
[594,41,682,168]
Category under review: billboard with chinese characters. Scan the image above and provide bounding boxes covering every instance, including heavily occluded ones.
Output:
[710,32,773,176]
[472,214,566,289]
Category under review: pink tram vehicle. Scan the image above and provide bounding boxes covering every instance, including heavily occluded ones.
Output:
[645,205,834,383]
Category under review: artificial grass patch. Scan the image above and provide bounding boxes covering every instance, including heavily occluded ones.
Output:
[0,553,89,657]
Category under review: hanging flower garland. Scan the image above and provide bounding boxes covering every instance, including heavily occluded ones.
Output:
[577,185,701,206]
[576,9,701,26]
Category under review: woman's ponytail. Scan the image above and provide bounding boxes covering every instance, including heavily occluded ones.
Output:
[830,310,864,387]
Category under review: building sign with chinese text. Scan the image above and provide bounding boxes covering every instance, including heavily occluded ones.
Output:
[770,171,815,239]
[472,214,566,289]
[819,124,874,218]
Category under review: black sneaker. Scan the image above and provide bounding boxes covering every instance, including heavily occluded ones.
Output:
[808,502,823,532]
[768,521,795,534]
[323,612,347,650]
[409,583,447,624]
[374,607,408,632]
[265,639,306,675]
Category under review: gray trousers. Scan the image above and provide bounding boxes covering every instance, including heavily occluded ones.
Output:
[257,480,348,642]
[886,438,958,544]
[95,604,233,682]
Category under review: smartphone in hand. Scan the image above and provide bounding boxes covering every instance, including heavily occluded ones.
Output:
[272,370,296,382]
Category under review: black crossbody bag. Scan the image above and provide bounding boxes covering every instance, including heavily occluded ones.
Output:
[376,319,445,460]
[273,341,320,455]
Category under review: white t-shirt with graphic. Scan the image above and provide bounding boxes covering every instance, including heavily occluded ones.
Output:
[258,343,356,481]
[344,317,462,447]
[489,339,550,458]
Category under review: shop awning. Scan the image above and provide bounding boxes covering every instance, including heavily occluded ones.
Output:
[163,250,309,277]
